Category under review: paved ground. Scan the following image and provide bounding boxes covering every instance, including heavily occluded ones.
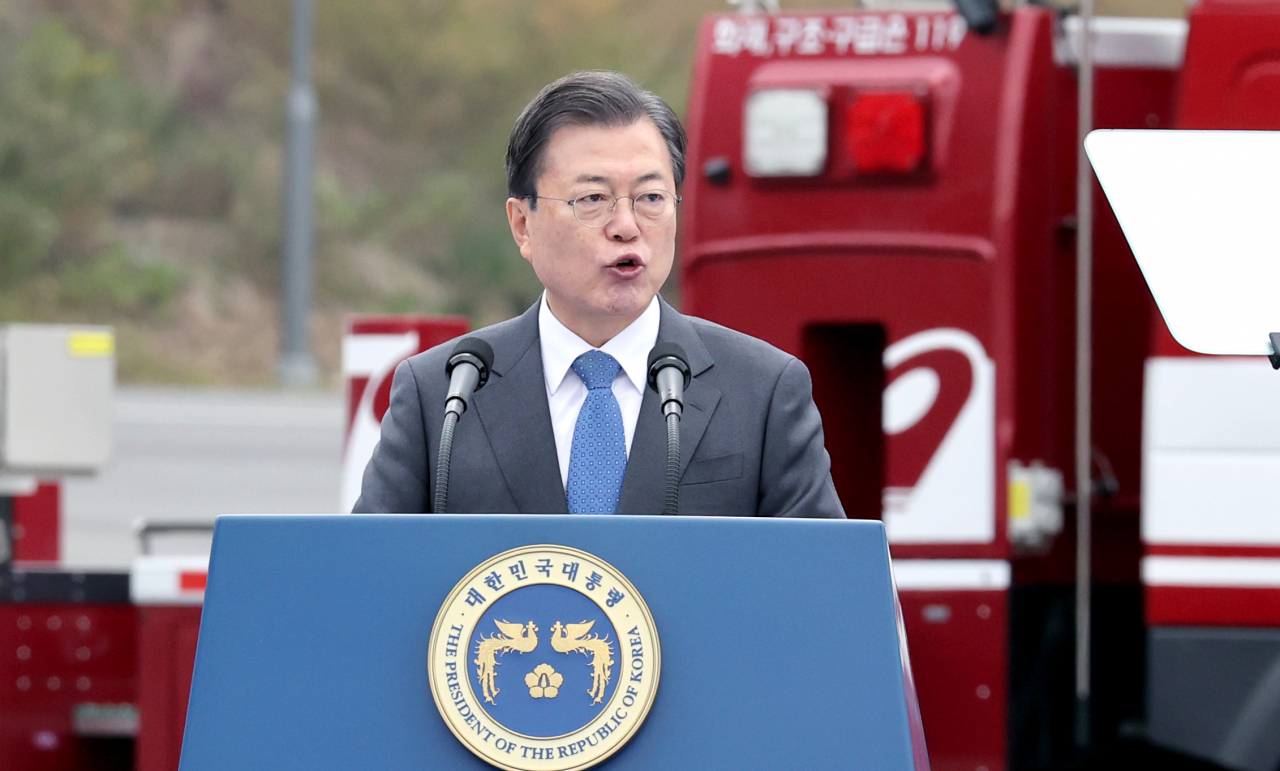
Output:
[61,388,346,569]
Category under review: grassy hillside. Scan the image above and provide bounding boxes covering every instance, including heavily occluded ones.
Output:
[0,0,732,385]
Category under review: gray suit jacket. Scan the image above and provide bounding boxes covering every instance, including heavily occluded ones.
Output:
[353,299,845,518]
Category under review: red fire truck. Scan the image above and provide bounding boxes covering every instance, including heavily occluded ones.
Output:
[680,2,1280,770]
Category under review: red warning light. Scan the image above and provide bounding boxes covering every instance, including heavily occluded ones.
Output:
[845,92,927,174]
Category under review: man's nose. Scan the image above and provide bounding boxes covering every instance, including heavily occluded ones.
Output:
[605,199,641,241]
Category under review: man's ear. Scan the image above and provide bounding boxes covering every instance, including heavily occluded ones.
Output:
[506,197,534,262]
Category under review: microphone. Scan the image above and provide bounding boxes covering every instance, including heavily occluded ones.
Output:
[436,337,495,513]
[444,337,495,417]
[647,343,691,516]
[647,343,692,418]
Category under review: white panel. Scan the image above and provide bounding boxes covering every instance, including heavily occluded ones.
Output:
[1143,451,1280,544]
[1145,358,1280,451]
[744,89,828,177]
[892,559,1010,590]
[1086,130,1280,355]
[130,555,209,605]
[883,329,995,543]
[1144,556,1280,588]
[342,332,420,377]
[1058,17,1188,69]
[1143,358,1280,546]
[341,331,421,512]
[0,474,37,496]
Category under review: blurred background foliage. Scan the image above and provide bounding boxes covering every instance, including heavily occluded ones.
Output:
[0,0,759,386]
[0,0,1175,386]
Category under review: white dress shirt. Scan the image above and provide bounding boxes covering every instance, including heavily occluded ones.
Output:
[538,294,660,489]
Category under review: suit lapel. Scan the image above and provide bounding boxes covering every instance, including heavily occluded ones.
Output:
[617,298,720,514]
[472,305,568,514]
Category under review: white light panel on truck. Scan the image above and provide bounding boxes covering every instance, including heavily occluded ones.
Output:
[743,88,828,177]
[744,86,931,179]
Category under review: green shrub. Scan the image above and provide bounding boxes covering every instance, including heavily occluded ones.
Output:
[59,244,184,315]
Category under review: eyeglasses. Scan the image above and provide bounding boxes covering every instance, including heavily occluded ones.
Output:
[531,190,682,228]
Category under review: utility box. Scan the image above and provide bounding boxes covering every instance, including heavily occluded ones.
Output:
[0,325,114,475]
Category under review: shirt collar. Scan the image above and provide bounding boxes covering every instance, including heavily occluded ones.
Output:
[539,293,660,396]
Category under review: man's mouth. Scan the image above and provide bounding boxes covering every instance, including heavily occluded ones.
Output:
[607,255,645,277]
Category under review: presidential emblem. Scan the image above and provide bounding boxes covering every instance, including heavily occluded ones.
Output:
[427,545,660,771]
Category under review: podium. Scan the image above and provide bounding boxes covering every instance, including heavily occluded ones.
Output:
[179,515,929,770]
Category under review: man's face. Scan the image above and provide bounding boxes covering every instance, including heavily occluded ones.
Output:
[507,119,677,347]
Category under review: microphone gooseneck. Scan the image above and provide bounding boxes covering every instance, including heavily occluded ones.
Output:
[435,337,495,513]
[647,343,692,515]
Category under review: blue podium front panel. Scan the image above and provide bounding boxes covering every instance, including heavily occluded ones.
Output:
[180,516,925,770]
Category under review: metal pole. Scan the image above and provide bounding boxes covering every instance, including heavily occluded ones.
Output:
[1074,0,1096,754]
[279,0,320,387]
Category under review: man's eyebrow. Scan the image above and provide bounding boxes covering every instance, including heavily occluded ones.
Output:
[572,171,669,186]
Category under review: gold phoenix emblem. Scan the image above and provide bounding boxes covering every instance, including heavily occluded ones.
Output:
[473,619,616,707]
[473,620,538,704]
[550,621,615,706]
[427,545,660,771]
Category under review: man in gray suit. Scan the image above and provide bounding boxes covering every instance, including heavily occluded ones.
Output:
[355,71,844,519]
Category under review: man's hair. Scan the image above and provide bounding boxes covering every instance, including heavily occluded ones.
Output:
[505,71,688,204]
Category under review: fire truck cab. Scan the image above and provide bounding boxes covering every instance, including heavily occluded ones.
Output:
[681,3,1280,770]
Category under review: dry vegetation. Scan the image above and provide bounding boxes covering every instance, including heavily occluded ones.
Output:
[0,0,734,386]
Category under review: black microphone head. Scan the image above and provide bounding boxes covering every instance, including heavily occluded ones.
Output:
[445,337,495,389]
[647,342,691,392]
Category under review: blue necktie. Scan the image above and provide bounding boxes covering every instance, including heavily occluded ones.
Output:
[566,351,627,515]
